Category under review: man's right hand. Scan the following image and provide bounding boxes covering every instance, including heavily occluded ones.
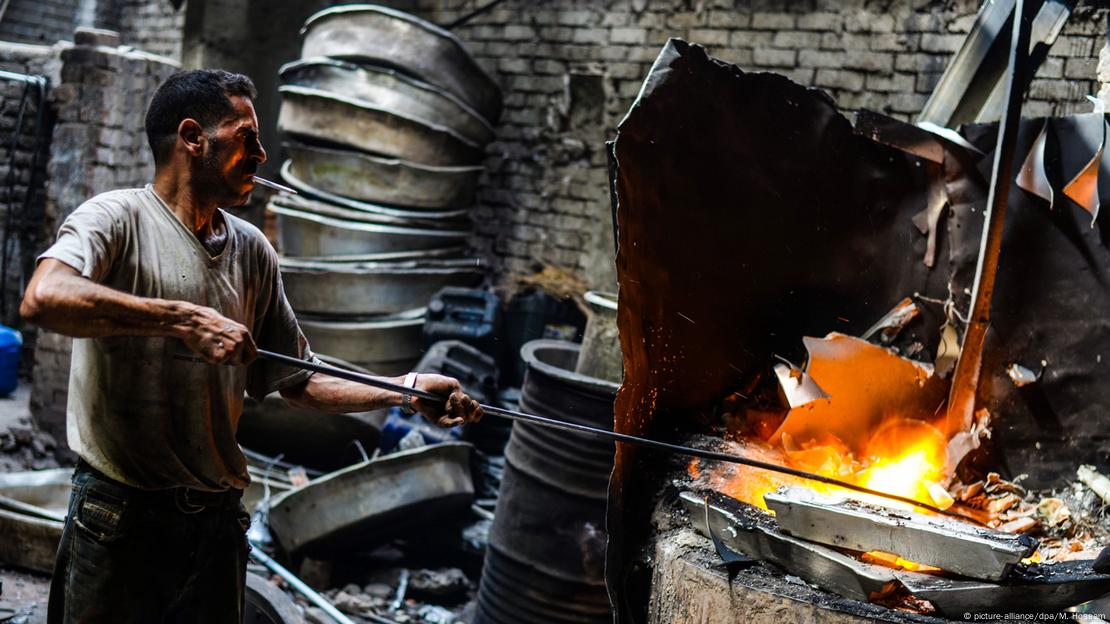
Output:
[179,304,257,365]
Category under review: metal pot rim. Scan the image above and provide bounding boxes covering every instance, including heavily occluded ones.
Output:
[279,57,495,137]
[279,162,471,217]
[269,441,473,507]
[268,202,469,238]
[285,247,468,264]
[521,339,621,394]
[298,309,428,331]
[280,256,485,274]
[280,84,482,152]
[302,4,459,42]
[285,139,483,174]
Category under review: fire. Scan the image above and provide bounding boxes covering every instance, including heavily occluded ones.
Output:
[854,418,950,510]
[696,335,957,515]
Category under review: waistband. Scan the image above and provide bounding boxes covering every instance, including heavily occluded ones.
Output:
[75,459,242,513]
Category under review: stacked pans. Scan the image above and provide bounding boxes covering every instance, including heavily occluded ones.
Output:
[274,5,501,374]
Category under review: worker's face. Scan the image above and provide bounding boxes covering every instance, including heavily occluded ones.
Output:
[195,95,267,207]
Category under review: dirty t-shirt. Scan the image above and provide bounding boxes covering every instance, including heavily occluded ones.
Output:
[39,185,315,491]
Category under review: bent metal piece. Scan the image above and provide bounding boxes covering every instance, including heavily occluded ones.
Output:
[764,486,1035,581]
[267,442,474,555]
[680,491,1110,617]
[299,308,427,376]
[301,5,503,123]
[274,172,467,224]
[268,201,469,257]
[0,468,70,573]
[244,572,305,624]
[285,141,481,210]
[280,257,483,317]
[281,58,495,146]
[278,85,484,167]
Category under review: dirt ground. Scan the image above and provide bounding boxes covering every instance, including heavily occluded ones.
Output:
[0,567,50,624]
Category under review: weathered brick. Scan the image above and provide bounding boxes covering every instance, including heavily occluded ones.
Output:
[714,48,754,67]
[870,32,916,52]
[843,50,894,72]
[920,33,963,53]
[687,28,728,46]
[815,68,865,91]
[707,12,750,29]
[665,12,704,29]
[752,48,796,68]
[1052,35,1094,58]
[1066,57,1099,80]
[751,13,795,30]
[796,12,842,31]
[895,52,948,73]
[729,30,773,48]
[1039,56,1065,79]
[772,31,822,49]
[572,27,608,44]
[866,72,915,92]
[610,27,646,45]
[798,49,847,69]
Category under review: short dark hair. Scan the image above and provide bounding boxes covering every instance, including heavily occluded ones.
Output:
[144,69,257,164]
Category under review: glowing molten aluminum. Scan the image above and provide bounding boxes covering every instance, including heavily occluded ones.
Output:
[699,332,957,519]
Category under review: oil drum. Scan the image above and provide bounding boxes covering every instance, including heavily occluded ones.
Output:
[474,339,619,623]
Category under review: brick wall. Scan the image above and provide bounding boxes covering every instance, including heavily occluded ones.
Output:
[29,38,179,448]
[0,43,61,365]
[118,0,185,61]
[0,0,83,46]
[0,0,184,61]
[407,0,1108,292]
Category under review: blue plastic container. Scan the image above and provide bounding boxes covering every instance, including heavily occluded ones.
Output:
[0,325,21,396]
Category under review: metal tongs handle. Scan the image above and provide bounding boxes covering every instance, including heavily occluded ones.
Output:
[257,350,981,523]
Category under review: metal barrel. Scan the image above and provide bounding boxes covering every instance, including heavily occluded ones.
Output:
[475,340,619,624]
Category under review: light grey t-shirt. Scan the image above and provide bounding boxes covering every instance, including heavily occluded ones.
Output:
[39,185,314,491]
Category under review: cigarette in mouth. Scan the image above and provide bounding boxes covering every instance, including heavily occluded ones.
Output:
[252,176,298,195]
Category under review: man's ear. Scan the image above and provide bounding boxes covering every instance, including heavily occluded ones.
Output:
[178,118,205,157]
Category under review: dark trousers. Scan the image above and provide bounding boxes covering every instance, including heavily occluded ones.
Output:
[48,462,250,624]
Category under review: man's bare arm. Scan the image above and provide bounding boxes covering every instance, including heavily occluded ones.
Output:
[21,259,255,364]
[280,371,483,428]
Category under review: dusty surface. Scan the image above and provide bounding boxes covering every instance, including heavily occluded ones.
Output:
[0,384,56,624]
[0,567,50,624]
[0,383,61,473]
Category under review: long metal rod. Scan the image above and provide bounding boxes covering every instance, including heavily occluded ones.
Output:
[258,349,981,523]
[946,0,1032,437]
[248,545,357,624]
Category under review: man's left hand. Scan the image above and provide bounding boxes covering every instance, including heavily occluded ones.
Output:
[410,373,483,428]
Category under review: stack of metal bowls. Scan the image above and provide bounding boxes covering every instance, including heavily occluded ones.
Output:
[273,5,502,374]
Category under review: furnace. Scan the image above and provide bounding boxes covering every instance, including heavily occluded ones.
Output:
[607,38,1110,622]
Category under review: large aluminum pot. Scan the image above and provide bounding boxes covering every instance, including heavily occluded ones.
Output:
[278,85,483,166]
[301,5,502,123]
[281,58,494,146]
[299,308,426,376]
[269,200,469,257]
[285,141,481,210]
[268,442,474,556]
[277,165,468,225]
[280,256,485,317]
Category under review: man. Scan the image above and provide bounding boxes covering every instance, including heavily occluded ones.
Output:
[20,69,483,623]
